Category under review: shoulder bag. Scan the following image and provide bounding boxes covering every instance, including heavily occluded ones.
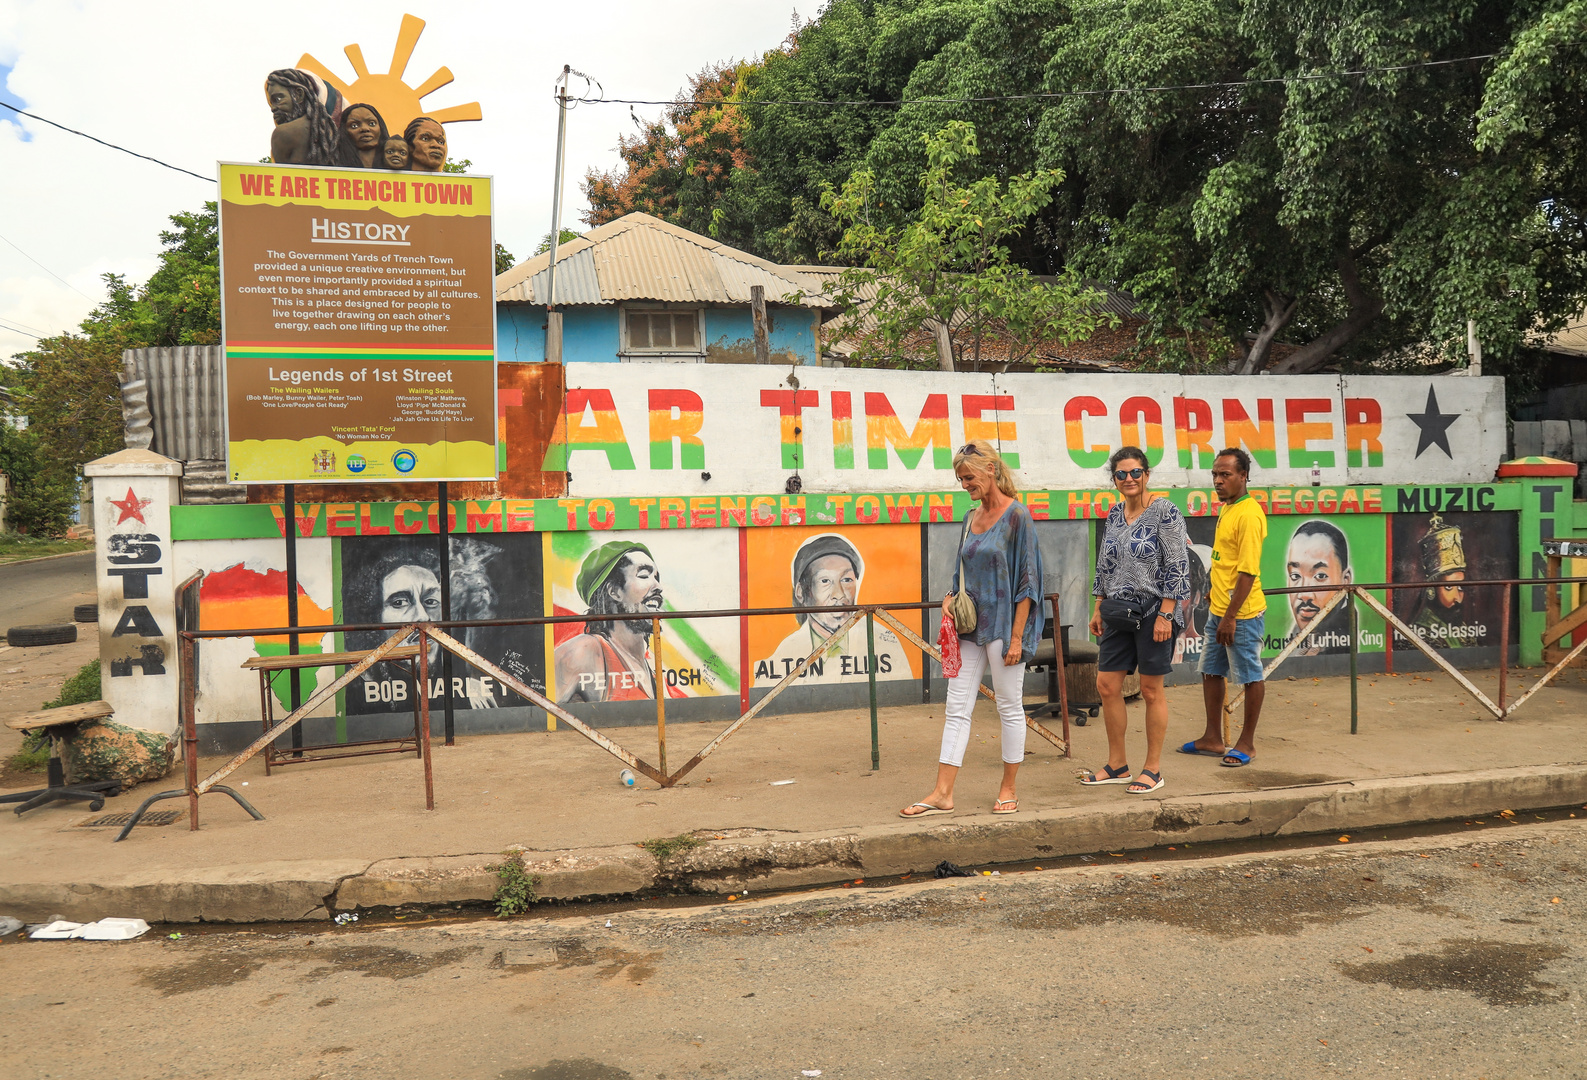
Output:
[946,513,978,634]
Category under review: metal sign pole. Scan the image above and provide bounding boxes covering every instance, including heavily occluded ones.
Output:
[284,483,302,755]
[437,481,455,745]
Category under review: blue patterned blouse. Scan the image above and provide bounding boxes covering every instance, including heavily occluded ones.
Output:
[1091,498,1191,623]
[950,501,1045,653]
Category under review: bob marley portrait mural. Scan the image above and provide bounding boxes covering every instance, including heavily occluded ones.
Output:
[340,534,544,715]
[1391,511,1518,651]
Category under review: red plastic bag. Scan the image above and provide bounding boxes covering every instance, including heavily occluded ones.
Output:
[938,609,962,678]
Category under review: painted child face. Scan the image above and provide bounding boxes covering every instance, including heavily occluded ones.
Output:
[383,137,410,168]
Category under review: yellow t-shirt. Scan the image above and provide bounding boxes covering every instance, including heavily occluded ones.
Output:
[1208,494,1267,619]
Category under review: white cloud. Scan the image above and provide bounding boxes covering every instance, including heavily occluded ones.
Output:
[0,0,801,353]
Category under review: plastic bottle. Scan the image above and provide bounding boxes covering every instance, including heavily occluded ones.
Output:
[618,769,636,788]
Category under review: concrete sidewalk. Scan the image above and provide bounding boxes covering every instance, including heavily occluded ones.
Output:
[3,660,1586,923]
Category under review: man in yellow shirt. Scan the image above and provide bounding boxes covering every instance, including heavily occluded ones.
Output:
[1180,448,1267,767]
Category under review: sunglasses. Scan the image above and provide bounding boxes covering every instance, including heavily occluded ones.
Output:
[958,443,979,456]
[1113,468,1145,481]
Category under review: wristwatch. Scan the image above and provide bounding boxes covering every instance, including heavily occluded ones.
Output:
[1156,610,1174,621]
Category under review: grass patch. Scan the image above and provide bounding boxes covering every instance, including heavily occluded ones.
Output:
[5,733,48,774]
[0,534,90,565]
[488,850,541,918]
[45,661,101,710]
[639,833,706,862]
[4,660,101,776]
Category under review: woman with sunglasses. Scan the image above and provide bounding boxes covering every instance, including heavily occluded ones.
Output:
[1081,446,1190,793]
[901,439,1043,819]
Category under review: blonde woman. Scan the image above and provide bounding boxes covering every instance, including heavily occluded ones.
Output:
[901,440,1045,819]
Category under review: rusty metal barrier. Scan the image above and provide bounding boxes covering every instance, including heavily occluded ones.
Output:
[144,595,1072,830]
[1217,576,1587,745]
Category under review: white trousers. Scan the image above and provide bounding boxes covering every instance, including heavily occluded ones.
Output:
[939,639,1029,767]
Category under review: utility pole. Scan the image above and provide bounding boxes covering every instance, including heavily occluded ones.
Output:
[545,65,570,363]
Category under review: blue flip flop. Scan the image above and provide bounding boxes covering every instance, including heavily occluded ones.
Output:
[1220,749,1252,767]
[1177,742,1227,757]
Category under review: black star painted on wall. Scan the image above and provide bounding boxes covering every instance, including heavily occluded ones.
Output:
[1406,386,1460,458]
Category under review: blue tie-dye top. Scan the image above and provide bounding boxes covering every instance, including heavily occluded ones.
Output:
[950,501,1045,652]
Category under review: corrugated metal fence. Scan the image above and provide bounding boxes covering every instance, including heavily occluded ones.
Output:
[121,346,227,461]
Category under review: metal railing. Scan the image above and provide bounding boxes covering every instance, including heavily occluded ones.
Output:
[1218,576,1587,744]
[120,574,1587,836]
[141,594,1073,833]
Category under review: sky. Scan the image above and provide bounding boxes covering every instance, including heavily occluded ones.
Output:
[0,0,808,359]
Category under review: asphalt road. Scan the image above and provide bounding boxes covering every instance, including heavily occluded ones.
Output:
[0,551,94,629]
[1,820,1583,1080]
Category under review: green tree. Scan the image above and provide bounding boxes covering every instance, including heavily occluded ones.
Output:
[1037,0,1587,374]
[7,202,224,515]
[532,229,582,256]
[495,243,516,275]
[822,121,1108,371]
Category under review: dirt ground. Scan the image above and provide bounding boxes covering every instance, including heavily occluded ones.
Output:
[2,820,1582,1079]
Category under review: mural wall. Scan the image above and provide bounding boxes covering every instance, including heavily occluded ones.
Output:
[174,538,336,727]
[1391,511,1520,652]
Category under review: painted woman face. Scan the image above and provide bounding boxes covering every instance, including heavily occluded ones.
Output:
[344,107,382,150]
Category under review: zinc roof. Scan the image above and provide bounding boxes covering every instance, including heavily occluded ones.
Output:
[495,213,840,308]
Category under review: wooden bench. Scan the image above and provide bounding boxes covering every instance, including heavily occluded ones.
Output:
[1,700,123,815]
[243,645,424,773]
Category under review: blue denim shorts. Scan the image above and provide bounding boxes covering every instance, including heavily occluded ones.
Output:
[1198,613,1266,685]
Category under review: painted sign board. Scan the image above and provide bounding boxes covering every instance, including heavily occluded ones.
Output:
[217,162,496,483]
[550,366,1505,496]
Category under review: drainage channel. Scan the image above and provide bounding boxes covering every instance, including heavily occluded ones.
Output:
[126,803,1586,942]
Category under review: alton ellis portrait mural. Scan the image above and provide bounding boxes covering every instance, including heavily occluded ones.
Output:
[747,524,920,687]
[340,533,544,715]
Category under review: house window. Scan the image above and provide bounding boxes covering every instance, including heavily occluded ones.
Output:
[624,308,700,355]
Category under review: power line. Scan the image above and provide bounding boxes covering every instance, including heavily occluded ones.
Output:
[0,310,50,335]
[0,230,96,302]
[0,101,211,182]
[588,52,1501,109]
[0,318,42,340]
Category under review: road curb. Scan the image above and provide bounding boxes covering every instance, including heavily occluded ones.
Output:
[5,764,1585,923]
[0,548,94,569]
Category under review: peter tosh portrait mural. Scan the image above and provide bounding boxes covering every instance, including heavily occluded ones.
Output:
[340,534,544,716]
[546,531,740,704]
[1391,511,1518,651]
[748,525,919,688]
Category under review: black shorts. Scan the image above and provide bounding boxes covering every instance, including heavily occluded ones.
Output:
[1098,619,1174,677]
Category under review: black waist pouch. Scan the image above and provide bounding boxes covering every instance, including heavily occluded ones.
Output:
[1099,597,1154,631]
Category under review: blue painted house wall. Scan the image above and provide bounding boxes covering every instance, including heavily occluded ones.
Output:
[496,303,820,364]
